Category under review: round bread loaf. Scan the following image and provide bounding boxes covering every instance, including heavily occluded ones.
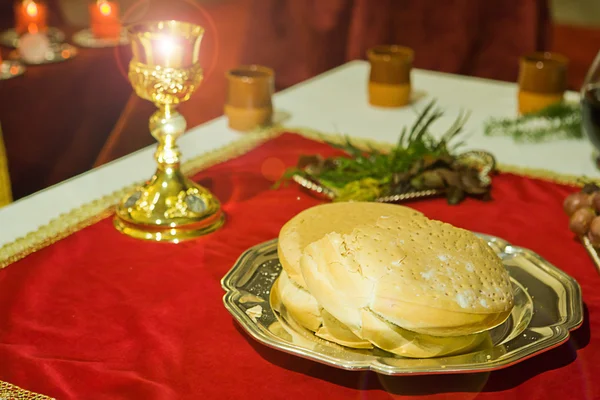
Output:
[276,202,424,335]
[300,214,513,357]
[278,202,424,288]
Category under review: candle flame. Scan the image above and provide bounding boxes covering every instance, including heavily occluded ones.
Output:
[98,1,112,16]
[158,37,175,57]
[25,1,38,17]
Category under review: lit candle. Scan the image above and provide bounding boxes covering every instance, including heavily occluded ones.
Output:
[147,36,194,68]
[155,37,183,68]
[89,0,121,39]
[14,0,48,35]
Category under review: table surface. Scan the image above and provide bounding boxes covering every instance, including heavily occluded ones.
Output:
[0,60,593,248]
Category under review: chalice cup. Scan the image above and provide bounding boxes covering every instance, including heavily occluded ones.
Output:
[114,20,225,242]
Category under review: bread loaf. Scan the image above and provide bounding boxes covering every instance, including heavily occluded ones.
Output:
[299,213,513,357]
[277,202,424,333]
[278,202,424,289]
[274,202,513,358]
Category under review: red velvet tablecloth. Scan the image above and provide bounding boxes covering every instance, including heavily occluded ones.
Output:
[0,133,597,400]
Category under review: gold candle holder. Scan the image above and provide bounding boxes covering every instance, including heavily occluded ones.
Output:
[114,20,225,242]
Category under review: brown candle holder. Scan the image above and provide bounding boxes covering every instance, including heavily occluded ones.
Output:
[224,65,275,132]
[518,52,569,115]
[367,45,414,108]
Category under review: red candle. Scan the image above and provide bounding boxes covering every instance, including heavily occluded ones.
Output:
[14,0,48,35]
[89,0,121,39]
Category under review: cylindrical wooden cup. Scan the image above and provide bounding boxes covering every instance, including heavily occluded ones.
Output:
[224,65,274,132]
[367,45,413,108]
[518,52,568,115]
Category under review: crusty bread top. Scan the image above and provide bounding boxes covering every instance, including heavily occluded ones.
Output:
[351,215,513,314]
[300,214,513,336]
[278,202,424,288]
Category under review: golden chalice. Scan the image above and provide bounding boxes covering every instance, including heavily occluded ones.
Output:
[114,20,224,242]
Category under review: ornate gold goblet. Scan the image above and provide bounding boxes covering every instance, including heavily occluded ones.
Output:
[114,20,224,242]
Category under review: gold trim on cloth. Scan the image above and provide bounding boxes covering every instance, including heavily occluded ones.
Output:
[0,380,56,400]
[0,126,594,270]
[496,164,592,187]
[0,129,280,269]
[0,125,13,207]
[289,127,597,186]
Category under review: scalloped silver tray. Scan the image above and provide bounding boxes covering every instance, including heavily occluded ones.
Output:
[292,150,496,203]
[0,27,65,48]
[221,234,583,375]
[72,28,129,48]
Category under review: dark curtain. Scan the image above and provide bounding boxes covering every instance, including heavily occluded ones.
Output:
[241,0,551,90]
[0,0,131,200]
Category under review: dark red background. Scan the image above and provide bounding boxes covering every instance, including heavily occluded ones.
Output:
[0,133,596,399]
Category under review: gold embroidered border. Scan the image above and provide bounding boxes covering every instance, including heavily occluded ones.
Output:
[287,127,598,187]
[0,380,55,400]
[495,164,594,187]
[0,128,281,269]
[1,126,593,270]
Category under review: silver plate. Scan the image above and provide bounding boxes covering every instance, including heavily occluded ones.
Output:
[72,28,129,48]
[0,61,26,80]
[221,234,583,375]
[0,27,65,48]
[8,43,77,65]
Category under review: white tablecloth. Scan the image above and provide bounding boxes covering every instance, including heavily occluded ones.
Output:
[0,60,593,247]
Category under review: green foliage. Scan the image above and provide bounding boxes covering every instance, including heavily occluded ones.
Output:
[277,100,484,204]
[484,102,582,143]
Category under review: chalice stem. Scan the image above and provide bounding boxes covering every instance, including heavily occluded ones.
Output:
[150,104,186,168]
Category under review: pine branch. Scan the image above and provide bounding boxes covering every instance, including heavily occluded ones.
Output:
[484,102,582,143]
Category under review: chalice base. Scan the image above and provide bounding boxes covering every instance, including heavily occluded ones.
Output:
[114,167,225,242]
